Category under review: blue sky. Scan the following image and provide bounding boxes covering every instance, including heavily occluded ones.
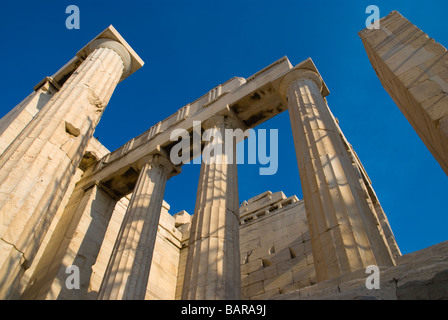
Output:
[0,0,447,255]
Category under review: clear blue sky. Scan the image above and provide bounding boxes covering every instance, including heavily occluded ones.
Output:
[0,0,447,255]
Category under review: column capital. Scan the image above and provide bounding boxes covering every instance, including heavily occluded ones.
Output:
[137,154,180,178]
[76,25,144,82]
[86,39,132,78]
[279,69,324,99]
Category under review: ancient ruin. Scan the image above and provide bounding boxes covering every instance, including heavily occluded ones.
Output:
[0,11,447,300]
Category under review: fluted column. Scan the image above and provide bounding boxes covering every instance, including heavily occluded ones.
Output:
[280,69,395,283]
[182,115,241,300]
[98,155,178,300]
[0,38,132,299]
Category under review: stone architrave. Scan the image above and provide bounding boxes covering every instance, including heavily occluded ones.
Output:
[280,69,395,282]
[181,115,241,300]
[98,155,178,300]
[0,35,137,299]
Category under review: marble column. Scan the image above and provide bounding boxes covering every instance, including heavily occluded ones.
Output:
[280,69,395,282]
[20,181,117,300]
[182,115,241,300]
[98,155,178,300]
[0,38,133,299]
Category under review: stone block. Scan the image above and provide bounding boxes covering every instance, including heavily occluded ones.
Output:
[242,281,264,299]
[408,78,446,104]
[247,265,277,285]
[420,93,448,122]
[277,256,307,276]
[292,264,315,283]
[173,210,192,227]
[250,288,279,300]
[241,257,263,275]
[270,247,294,265]
[263,270,293,292]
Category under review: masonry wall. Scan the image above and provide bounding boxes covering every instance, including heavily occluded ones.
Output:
[19,138,184,300]
[239,192,316,300]
[174,218,191,300]
[89,194,128,298]
[89,198,183,300]
[274,240,448,300]
[18,138,110,300]
[146,208,183,300]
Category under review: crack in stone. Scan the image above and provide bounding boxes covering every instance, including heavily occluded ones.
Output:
[0,237,25,257]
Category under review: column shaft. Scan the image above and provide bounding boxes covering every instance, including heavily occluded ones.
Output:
[182,116,241,300]
[0,44,126,299]
[20,182,117,300]
[285,71,395,282]
[98,156,172,300]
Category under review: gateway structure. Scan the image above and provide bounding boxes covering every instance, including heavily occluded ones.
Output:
[0,12,447,300]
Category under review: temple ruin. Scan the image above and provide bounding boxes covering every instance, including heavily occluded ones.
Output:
[0,11,447,300]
